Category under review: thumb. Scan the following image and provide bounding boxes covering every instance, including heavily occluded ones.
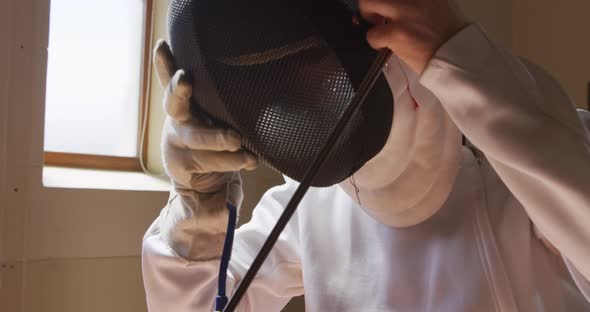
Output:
[154,39,177,88]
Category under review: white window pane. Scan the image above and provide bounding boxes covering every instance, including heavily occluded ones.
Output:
[44,0,145,157]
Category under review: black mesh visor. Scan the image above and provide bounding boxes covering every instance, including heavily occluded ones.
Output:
[168,0,394,187]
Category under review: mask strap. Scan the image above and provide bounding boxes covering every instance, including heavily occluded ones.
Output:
[349,174,362,206]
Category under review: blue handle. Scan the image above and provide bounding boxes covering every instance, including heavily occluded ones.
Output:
[215,202,238,311]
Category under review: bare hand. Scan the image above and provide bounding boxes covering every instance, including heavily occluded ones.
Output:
[360,0,468,74]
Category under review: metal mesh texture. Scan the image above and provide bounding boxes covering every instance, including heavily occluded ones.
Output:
[168,0,393,187]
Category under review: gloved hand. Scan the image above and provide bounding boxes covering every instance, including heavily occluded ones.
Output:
[154,39,257,260]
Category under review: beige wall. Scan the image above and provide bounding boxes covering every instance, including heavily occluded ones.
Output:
[458,0,589,109]
[457,0,513,48]
[0,0,167,311]
[24,257,146,312]
[513,0,590,109]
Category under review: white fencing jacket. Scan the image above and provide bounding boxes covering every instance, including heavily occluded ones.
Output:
[142,25,590,311]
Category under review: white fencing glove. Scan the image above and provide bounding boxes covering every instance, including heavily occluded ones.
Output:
[154,40,257,261]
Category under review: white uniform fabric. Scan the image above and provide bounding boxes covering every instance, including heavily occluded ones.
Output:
[142,25,590,311]
[339,55,463,229]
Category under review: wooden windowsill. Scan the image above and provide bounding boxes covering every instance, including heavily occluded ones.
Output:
[44,152,143,172]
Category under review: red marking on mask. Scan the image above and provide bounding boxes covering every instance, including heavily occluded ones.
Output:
[411,96,420,110]
[404,77,420,110]
[394,56,420,111]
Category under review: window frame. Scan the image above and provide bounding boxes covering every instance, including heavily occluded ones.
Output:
[43,0,155,172]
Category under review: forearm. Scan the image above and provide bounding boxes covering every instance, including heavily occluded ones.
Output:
[142,180,304,311]
[419,25,590,280]
[158,190,230,261]
[142,222,224,311]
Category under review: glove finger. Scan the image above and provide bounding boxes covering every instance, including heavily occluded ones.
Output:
[163,145,244,187]
[176,121,242,152]
[164,70,193,122]
[185,149,258,173]
[192,172,243,209]
[187,171,231,194]
[153,39,177,88]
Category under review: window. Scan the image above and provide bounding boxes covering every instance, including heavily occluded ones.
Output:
[44,0,153,171]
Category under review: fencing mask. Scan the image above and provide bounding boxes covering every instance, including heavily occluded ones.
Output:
[168,0,394,187]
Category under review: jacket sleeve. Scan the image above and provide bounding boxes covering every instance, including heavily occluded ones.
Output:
[419,24,590,299]
[142,179,304,311]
